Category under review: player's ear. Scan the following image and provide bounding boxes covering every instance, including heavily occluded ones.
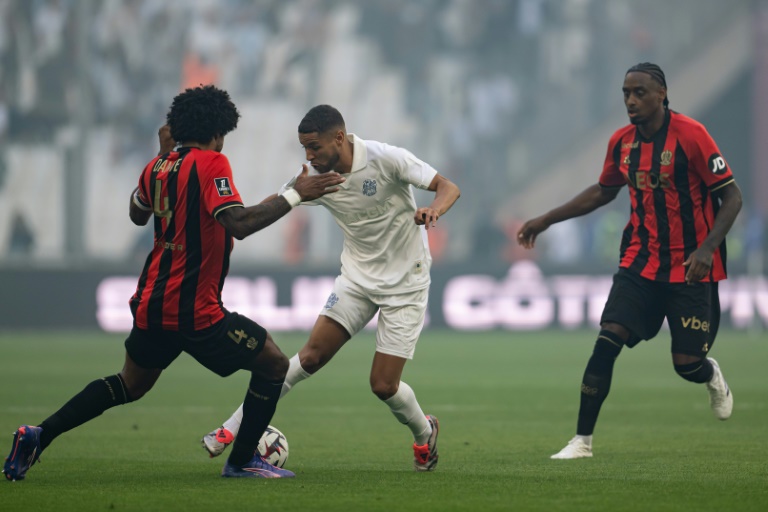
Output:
[334,129,345,146]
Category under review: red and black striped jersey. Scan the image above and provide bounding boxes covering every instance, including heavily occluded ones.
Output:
[599,111,735,283]
[130,147,243,331]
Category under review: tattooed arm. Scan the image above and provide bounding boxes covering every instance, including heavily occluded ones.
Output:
[215,197,294,240]
[216,165,345,240]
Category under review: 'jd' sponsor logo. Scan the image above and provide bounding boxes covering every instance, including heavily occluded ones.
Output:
[681,316,709,332]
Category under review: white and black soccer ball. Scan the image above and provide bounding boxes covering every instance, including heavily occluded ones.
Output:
[257,425,289,468]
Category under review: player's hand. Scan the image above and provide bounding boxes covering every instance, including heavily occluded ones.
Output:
[158,124,175,154]
[682,247,714,284]
[293,164,345,201]
[516,217,549,249]
[415,207,439,229]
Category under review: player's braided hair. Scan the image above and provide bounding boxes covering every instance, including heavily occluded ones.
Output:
[166,85,240,144]
[298,105,346,134]
[626,62,669,109]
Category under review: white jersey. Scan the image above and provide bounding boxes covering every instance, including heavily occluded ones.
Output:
[280,134,438,294]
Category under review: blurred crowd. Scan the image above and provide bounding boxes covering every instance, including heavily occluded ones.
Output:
[0,0,760,272]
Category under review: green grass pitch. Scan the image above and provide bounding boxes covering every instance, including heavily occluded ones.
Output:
[1,329,766,511]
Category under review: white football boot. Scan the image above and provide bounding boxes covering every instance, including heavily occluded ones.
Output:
[413,415,439,471]
[201,427,235,458]
[706,358,733,420]
[551,436,593,459]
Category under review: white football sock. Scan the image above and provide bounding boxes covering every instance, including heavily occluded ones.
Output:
[222,404,243,435]
[280,353,312,398]
[575,434,593,447]
[384,381,432,445]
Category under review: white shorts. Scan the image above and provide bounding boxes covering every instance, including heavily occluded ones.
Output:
[320,275,428,359]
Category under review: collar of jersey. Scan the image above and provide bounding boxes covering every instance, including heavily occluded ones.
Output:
[329,134,366,189]
[635,110,671,144]
[348,133,367,174]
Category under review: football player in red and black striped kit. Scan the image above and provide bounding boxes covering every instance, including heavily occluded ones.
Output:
[517,63,743,459]
[3,85,344,481]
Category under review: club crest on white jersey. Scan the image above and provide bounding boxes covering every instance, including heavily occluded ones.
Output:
[362,179,377,196]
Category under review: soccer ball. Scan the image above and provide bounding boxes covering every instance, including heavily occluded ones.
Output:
[258,425,289,468]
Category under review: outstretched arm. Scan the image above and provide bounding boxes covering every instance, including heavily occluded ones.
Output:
[216,196,294,240]
[683,182,743,283]
[259,194,279,204]
[414,174,461,230]
[516,183,621,249]
[217,164,344,240]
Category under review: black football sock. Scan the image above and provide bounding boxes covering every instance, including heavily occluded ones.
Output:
[227,375,284,467]
[674,359,714,383]
[576,331,624,436]
[38,374,133,451]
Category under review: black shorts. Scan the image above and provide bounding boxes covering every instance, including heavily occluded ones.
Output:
[600,268,720,357]
[125,311,268,377]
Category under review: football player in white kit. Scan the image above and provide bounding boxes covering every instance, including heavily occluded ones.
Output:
[201,105,460,471]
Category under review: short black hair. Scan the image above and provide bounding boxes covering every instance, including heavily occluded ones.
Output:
[626,62,669,108]
[298,105,345,134]
[166,85,240,143]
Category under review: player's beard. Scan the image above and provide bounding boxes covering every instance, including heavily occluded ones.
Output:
[316,151,340,174]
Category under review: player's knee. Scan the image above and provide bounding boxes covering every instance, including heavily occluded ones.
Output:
[600,322,630,341]
[257,340,289,381]
[267,354,289,381]
[120,355,161,401]
[674,358,712,383]
[370,379,398,401]
[587,330,624,373]
[246,333,287,376]
[119,373,154,401]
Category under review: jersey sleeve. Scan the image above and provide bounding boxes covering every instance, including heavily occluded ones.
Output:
[388,146,438,189]
[200,153,244,218]
[687,124,735,192]
[598,132,626,188]
[277,172,299,194]
[133,188,152,211]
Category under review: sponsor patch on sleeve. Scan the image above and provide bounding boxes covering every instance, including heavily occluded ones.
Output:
[214,177,233,196]
[708,154,728,175]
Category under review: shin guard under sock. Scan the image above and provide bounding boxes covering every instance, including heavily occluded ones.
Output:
[38,374,132,450]
[228,375,284,467]
[576,331,624,436]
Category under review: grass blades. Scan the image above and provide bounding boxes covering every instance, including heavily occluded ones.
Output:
[1,330,766,511]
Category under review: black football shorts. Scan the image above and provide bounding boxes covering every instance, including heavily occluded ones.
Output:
[125,311,268,376]
[600,268,720,357]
